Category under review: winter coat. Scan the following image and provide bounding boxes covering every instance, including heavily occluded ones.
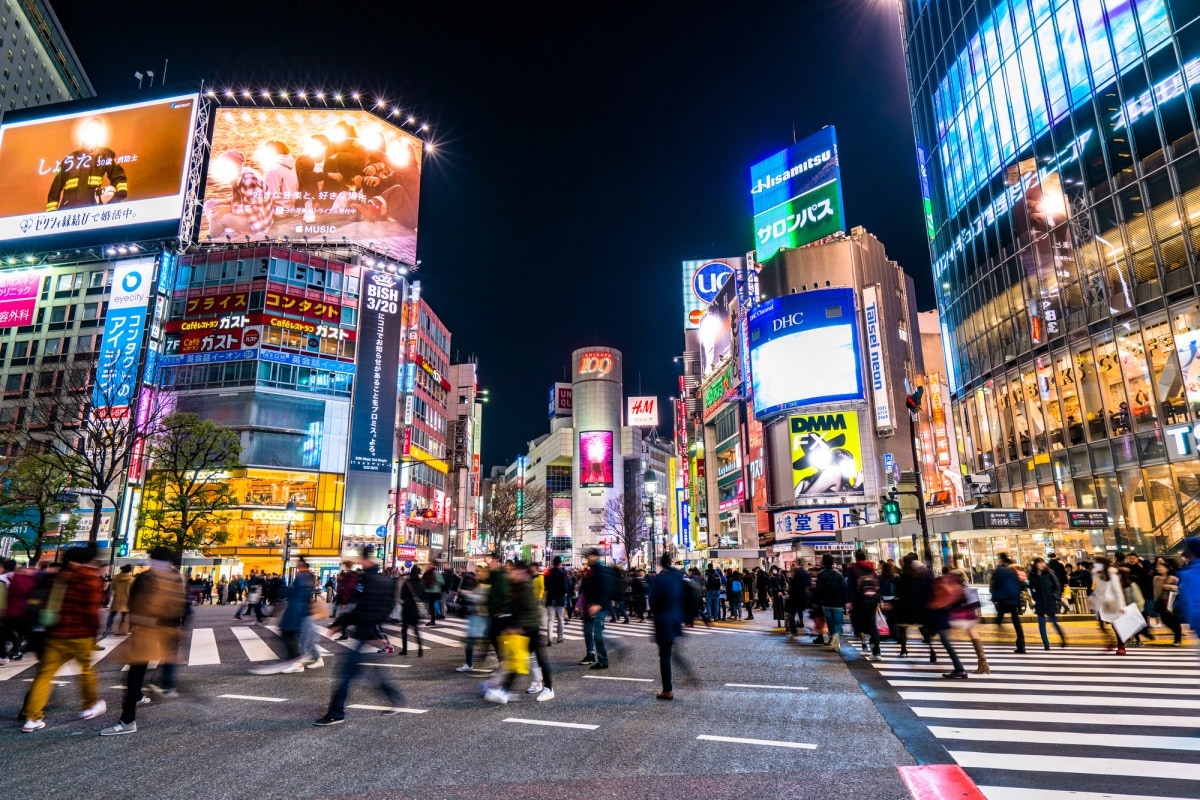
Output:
[1027,569,1062,615]
[507,577,540,631]
[398,577,422,625]
[125,566,187,665]
[280,571,315,634]
[109,572,134,613]
[1093,568,1125,622]
[1175,559,1200,632]
[813,567,846,607]
[581,563,614,615]
[895,563,934,627]
[648,567,685,645]
[544,567,568,607]
[785,568,811,612]
[989,563,1024,604]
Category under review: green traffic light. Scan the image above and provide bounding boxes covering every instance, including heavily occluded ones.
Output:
[883,500,901,525]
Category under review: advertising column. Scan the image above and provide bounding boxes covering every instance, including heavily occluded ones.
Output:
[571,347,623,558]
[343,269,404,540]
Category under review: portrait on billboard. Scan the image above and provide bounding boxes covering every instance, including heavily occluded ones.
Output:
[789,412,865,498]
[579,430,614,488]
[698,304,731,378]
[0,94,199,245]
[201,109,423,264]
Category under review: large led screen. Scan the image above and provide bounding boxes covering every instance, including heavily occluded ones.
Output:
[749,126,844,263]
[0,93,199,247]
[789,411,865,499]
[748,287,862,418]
[579,430,614,488]
[681,258,740,330]
[201,108,423,264]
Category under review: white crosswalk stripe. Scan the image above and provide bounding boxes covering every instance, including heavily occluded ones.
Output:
[868,641,1200,798]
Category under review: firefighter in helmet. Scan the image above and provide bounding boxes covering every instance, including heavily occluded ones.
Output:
[46,116,128,211]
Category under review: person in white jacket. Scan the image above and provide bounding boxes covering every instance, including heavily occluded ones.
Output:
[1092,557,1128,654]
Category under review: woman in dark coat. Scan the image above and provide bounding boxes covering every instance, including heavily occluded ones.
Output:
[1028,557,1066,649]
[894,553,936,661]
[398,565,424,656]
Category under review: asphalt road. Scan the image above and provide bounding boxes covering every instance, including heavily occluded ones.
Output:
[1,606,917,800]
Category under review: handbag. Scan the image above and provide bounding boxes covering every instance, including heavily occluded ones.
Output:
[874,608,890,637]
[1111,602,1147,642]
[499,632,530,675]
[1165,588,1178,613]
[310,597,330,620]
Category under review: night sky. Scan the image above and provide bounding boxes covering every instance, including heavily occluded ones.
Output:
[50,0,933,470]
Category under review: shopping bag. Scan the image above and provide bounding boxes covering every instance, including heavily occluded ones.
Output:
[1111,602,1147,642]
[874,608,889,637]
[499,632,530,675]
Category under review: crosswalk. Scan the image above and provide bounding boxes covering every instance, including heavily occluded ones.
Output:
[0,613,753,679]
[869,641,1200,800]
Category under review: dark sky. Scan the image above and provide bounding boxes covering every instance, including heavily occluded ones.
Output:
[50,0,933,470]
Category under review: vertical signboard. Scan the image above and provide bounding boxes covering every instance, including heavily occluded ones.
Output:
[94,257,155,412]
[343,270,404,528]
[928,373,952,467]
[0,270,42,327]
[862,285,893,432]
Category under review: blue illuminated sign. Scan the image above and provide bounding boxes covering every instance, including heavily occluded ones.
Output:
[692,261,734,307]
[749,126,845,262]
[747,287,863,418]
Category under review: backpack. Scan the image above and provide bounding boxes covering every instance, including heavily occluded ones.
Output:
[855,571,879,603]
[731,579,742,593]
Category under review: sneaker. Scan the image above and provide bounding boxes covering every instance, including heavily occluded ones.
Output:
[536,687,555,702]
[578,654,597,665]
[456,664,474,673]
[136,696,152,706]
[313,715,344,726]
[589,662,609,670]
[483,687,510,705]
[280,661,306,674]
[21,719,45,733]
[526,681,544,694]
[303,658,325,670]
[99,721,137,736]
[377,646,396,655]
[79,700,107,720]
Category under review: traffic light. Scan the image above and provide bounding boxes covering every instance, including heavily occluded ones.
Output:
[882,496,902,525]
[116,542,128,558]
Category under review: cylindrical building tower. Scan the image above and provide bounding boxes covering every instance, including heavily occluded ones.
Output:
[571,346,624,556]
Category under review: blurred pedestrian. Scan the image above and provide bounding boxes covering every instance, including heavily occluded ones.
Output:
[19,546,105,732]
[422,562,444,626]
[648,554,696,700]
[1153,557,1182,646]
[1093,557,1128,655]
[945,567,988,674]
[544,556,567,644]
[990,553,1027,653]
[1174,538,1200,652]
[103,564,134,637]
[579,548,615,669]
[1028,557,1067,650]
[846,550,881,660]
[398,565,424,656]
[100,546,188,735]
[484,561,553,704]
[814,554,846,651]
[927,565,969,679]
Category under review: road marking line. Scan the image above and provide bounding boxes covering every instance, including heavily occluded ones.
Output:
[724,683,809,691]
[929,725,1200,752]
[188,628,220,666]
[697,734,816,750]
[899,691,1200,709]
[879,670,1191,684]
[872,663,1200,677]
[347,704,427,714]
[218,694,287,703]
[949,750,1200,780]
[362,663,412,668]
[583,675,653,682]
[0,661,36,681]
[502,717,598,730]
[379,625,459,647]
[911,707,1200,728]
[22,678,69,686]
[888,679,1183,696]
[978,786,1195,800]
[231,626,278,661]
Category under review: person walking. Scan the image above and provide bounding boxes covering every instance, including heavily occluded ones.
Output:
[19,546,105,732]
[578,547,614,669]
[814,554,846,651]
[279,558,322,671]
[894,553,937,661]
[217,578,229,606]
[703,566,721,624]
[234,570,266,623]
[613,564,630,624]
[1093,556,1129,654]
[629,567,648,623]
[315,547,405,725]
[484,561,553,704]
[103,565,134,637]
[544,556,567,645]
[990,553,1027,653]
[946,568,989,674]
[457,568,489,672]
[422,562,444,626]
[100,547,188,735]
[728,569,744,621]
[1174,538,1200,653]
[1028,557,1067,649]
[648,554,696,700]
[846,551,882,660]
[398,565,424,657]
[1153,558,1183,646]
[787,563,811,640]
[927,566,969,679]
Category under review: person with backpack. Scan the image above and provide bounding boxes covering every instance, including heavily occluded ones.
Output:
[19,546,106,733]
[814,554,847,651]
[990,553,1027,653]
[846,551,882,660]
[703,566,721,623]
[422,562,444,626]
[316,547,405,725]
[100,546,188,735]
[728,569,744,621]
[1028,556,1067,650]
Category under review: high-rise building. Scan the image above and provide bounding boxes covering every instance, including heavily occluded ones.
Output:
[901,0,1200,556]
[0,0,92,115]
[446,360,482,564]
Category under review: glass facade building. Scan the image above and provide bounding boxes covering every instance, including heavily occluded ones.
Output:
[901,0,1200,553]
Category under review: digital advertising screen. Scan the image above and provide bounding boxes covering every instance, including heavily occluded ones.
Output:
[681,258,741,330]
[579,430,614,488]
[0,269,43,327]
[0,93,199,248]
[698,302,731,378]
[748,287,863,418]
[749,126,844,263]
[201,108,423,264]
[551,498,572,538]
[789,411,865,499]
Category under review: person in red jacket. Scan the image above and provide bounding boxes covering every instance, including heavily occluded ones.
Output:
[19,546,105,732]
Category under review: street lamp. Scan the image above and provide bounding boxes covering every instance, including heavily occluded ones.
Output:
[906,387,934,568]
[281,499,298,584]
[643,466,657,569]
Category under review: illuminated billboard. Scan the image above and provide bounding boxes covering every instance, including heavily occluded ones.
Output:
[626,396,659,427]
[748,287,862,418]
[94,257,155,411]
[681,258,741,330]
[551,498,572,538]
[749,126,844,263]
[0,93,199,247]
[698,302,731,378]
[789,411,865,499]
[0,270,42,327]
[201,108,423,264]
[579,430,614,488]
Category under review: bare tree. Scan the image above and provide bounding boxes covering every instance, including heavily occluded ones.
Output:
[479,480,550,558]
[0,361,168,544]
[601,492,648,564]
[138,412,242,555]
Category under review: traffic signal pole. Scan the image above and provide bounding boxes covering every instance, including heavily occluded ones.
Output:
[905,387,934,569]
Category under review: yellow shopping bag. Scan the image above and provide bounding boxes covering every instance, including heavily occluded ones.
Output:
[499,632,530,675]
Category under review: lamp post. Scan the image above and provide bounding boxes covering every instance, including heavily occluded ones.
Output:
[643,466,657,569]
[281,499,298,584]
[906,387,934,569]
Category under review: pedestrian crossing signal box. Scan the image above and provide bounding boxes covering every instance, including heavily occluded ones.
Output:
[116,543,128,558]
[882,498,902,525]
